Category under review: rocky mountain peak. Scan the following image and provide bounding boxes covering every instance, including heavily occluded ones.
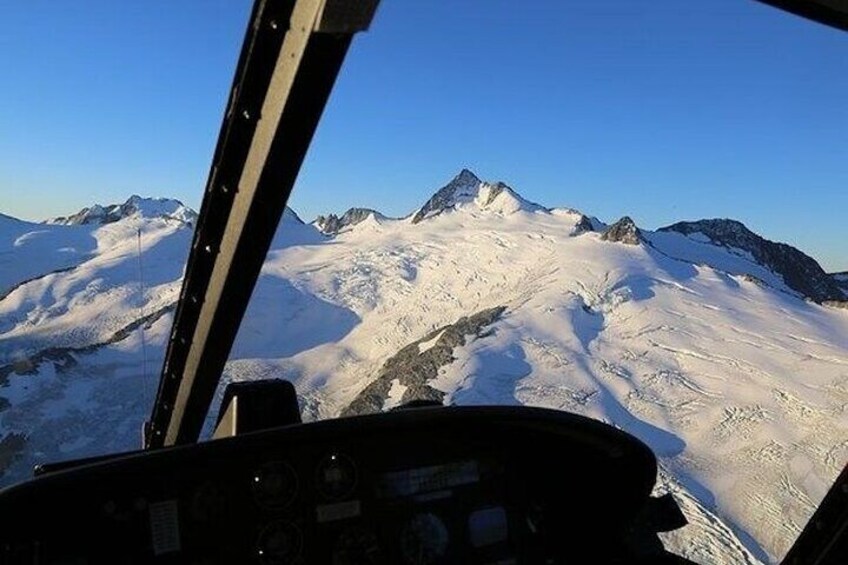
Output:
[574,214,597,234]
[659,219,844,303]
[411,169,544,224]
[601,216,643,245]
[410,169,483,224]
[314,207,385,235]
[454,168,481,186]
[660,219,754,247]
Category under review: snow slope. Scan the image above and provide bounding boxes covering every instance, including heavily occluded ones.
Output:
[1,177,846,564]
[0,197,195,482]
[0,214,97,298]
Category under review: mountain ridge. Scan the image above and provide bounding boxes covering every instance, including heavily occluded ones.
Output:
[5,171,843,305]
[314,207,388,235]
[46,195,197,226]
[309,169,841,304]
[658,219,844,303]
[1,172,846,563]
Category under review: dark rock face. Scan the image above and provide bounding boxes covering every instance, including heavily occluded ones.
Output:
[50,204,118,225]
[574,214,596,234]
[314,215,342,234]
[341,306,506,416]
[659,219,844,303]
[314,208,384,235]
[601,216,643,245]
[411,169,481,224]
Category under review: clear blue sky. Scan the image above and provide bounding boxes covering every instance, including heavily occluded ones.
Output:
[1,1,846,271]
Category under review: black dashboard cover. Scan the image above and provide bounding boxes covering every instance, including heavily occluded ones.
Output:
[0,406,664,564]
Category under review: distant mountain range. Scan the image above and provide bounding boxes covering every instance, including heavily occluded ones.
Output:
[1,170,847,563]
[311,169,845,304]
[46,195,197,227]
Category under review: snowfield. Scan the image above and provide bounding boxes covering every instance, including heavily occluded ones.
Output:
[1,177,846,564]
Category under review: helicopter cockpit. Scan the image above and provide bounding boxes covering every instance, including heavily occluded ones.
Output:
[0,1,846,564]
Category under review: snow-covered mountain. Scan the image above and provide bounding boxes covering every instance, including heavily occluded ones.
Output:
[410,168,545,223]
[1,176,846,564]
[658,219,844,303]
[47,195,197,227]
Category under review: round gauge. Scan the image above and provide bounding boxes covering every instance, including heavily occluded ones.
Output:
[316,453,357,500]
[256,520,302,564]
[399,512,449,565]
[252,461,298,509]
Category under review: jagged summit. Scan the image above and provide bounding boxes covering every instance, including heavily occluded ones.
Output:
[453,168,481,186]
[410,169,481,224]
[411,169,542,224]
[659,219,844,302]
[601,216,643,245]
[314,207,386,235]
[47,195,197,226]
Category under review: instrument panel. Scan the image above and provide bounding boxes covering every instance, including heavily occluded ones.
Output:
[0,406,665,564]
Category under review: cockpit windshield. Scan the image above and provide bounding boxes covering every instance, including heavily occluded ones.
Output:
[0,2,846,563]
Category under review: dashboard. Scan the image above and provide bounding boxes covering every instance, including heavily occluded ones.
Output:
[0,406,682,564]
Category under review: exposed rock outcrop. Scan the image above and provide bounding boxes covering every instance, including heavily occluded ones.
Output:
[411,169,482,224]
[659,219,843,303]
[341,306,506,416]
[315,207,385,235]
[601,216,643,245]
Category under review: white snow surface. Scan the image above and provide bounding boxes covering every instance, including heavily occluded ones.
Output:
[418,329,446,354]
[0,214,97,296]
[1,183,847,564]
[382,379,408,411]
